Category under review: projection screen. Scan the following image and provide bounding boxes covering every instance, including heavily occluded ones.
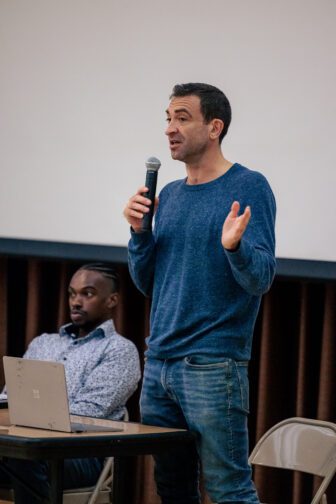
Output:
[0,0,335,263]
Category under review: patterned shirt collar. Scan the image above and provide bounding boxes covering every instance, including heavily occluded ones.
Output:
[60,319,117,340]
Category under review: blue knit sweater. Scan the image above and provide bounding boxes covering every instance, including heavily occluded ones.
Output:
[128,163,276,361]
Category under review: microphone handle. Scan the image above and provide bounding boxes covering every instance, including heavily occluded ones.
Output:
[142,169,158,231]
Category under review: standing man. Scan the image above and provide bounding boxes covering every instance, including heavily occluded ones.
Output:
[0,262,141,504]
[124,83,276,503]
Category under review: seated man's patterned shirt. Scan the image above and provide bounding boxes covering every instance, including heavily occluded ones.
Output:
[23,319,141,420]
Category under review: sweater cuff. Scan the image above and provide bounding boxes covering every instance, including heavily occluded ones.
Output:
[129,227,153,245]
[224,239,253,270]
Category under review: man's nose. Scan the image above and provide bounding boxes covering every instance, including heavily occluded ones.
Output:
[70,295,82,308]
[165,121,178,136]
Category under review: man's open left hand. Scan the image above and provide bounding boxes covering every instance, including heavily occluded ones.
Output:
[221,201,251,251]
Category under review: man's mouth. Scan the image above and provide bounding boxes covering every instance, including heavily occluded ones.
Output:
[71,310,86,319]
[170,140,181,148]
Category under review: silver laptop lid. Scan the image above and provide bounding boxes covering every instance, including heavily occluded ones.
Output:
[3,356,72,432]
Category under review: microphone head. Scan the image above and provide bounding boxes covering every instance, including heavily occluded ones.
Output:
[145,156,161,171]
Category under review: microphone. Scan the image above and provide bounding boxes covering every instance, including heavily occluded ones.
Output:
[142,156,161,231]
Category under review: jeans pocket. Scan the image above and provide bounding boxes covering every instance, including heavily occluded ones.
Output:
[184,355,231,369]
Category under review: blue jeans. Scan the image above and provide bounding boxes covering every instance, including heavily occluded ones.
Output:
[140,356,260,504]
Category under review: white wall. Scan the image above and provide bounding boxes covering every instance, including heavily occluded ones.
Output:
[0,0,335,261]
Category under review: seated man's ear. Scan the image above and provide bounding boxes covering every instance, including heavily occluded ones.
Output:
[108,293,119,309]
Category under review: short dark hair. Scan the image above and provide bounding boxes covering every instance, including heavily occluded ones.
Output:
[170,82,232,143]
[78,263,120,292]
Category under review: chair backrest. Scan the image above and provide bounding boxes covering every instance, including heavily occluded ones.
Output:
[249,417,336,504]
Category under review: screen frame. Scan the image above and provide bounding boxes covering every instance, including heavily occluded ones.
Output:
[0,238,335,281]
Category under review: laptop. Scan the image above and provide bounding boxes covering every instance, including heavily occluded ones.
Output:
[3,356,123,433]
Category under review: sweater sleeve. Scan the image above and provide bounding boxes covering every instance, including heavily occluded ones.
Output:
[127,229,157,297]
[224,173,276,296]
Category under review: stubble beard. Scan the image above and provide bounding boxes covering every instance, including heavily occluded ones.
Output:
[173,140,208,165]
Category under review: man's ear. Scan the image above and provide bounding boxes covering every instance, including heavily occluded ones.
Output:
[107,293,119,309]
[209,119,224,140]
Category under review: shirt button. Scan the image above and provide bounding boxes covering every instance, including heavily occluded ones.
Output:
[63,357,67,360]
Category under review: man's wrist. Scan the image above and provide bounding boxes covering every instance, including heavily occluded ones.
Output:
[224,241,241,252]
[130,225,144,234]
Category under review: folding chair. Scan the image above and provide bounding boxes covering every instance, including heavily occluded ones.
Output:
[249,417,336,504]
[63,409,129,503]
[62,457,114,503]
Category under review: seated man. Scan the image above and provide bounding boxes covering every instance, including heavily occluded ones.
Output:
[0,262,141,504]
